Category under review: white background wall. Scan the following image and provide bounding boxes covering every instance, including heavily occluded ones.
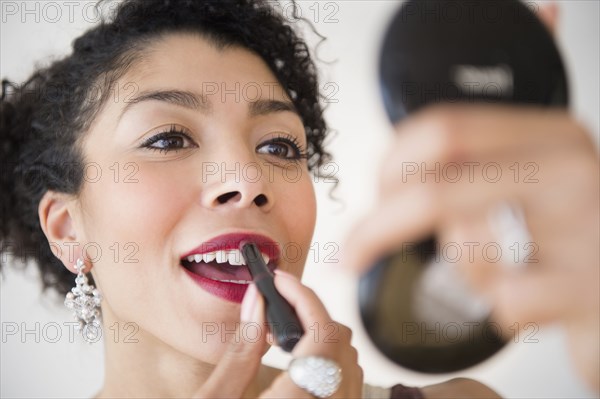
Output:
[1,1,598,398]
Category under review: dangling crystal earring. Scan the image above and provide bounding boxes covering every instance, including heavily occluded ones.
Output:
[64,258,103,343]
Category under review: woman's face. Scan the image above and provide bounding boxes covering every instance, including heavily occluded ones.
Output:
[72,33,317,361]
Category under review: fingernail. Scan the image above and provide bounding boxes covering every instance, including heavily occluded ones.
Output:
[240,283,258,322]
[273,269,299,280]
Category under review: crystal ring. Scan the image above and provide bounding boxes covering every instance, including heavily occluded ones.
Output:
[488,202,533,267]
[288,356,342,398]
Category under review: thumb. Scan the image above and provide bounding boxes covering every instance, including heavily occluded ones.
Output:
[193,284,267,398]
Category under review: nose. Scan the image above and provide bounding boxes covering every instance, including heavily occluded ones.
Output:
[215,191,269,207]
[201,164,274,212]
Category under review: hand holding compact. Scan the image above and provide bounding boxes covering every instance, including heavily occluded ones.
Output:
[347,0,599,389]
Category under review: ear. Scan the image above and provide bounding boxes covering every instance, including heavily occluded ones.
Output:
[38,190,84,274]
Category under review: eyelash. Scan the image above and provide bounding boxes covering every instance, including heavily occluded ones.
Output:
[258,133,308,161]
[141,125,195,154]
[141,127,308,161]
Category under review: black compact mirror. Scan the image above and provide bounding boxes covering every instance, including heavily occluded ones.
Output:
[359,0,568,373]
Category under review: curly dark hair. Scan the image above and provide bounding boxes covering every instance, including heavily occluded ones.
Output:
[0,0,331,297]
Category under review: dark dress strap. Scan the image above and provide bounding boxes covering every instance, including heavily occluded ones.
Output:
[390,383,425,399]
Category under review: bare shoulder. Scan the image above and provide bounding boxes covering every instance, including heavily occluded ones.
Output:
[421,378,502,399]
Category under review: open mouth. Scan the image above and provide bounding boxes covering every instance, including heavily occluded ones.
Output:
[179,233,280,303]
[180,248,273,284]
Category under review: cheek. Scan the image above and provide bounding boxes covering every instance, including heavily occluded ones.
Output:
[78,165,191,315]
[81,165,188,251]
[276,175,317,275]
[293,179,317,233]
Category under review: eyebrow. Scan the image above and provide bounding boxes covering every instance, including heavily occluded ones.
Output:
[248,99,298,117]
[120,89,211,120]
[119,88,298,120]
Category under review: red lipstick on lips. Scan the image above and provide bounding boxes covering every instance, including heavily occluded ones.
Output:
[180,233,280,303]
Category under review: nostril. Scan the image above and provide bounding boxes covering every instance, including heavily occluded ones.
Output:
[254,194,268,207]
[216,191,239,204]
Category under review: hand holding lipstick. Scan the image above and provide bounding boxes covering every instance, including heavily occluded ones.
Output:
[192,270,363,398]
[240,242,304,352]
[258,270,364,398]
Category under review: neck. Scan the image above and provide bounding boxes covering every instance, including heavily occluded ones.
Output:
[94,307,273,398]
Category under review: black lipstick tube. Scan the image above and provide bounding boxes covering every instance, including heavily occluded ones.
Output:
[240,242,304,352]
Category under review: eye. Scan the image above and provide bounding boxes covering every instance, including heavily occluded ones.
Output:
[257,135,307,161]
[141,125,196,153]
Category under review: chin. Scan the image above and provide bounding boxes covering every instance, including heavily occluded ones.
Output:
[168,323,271,364]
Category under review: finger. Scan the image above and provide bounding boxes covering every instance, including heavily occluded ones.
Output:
[260,343,362,399]
[261,272,361,397]
[379,111,459,197]
[193,284,267,398]
[342,184,438,275]
[366,108,592,279]
[446,214,579,327]
[261,357,362,399]
[383,106,589,195]
[272,270,333,330]
[435,149,598,226]
[260,376,312,399]
[265,330,276,347]
[537,2,559,34]
[272,271,355,353]
[402,106,582,157]
[490,266,576,327]
[441,216,502,298]
[346,150,581,276]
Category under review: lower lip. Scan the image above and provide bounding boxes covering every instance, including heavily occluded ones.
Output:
[183,267,249,303]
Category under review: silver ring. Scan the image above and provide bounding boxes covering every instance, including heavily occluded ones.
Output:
[288,356,342,398]
[488,202,533,267]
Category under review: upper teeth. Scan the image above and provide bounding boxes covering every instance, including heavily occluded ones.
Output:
[186,249,269,266]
